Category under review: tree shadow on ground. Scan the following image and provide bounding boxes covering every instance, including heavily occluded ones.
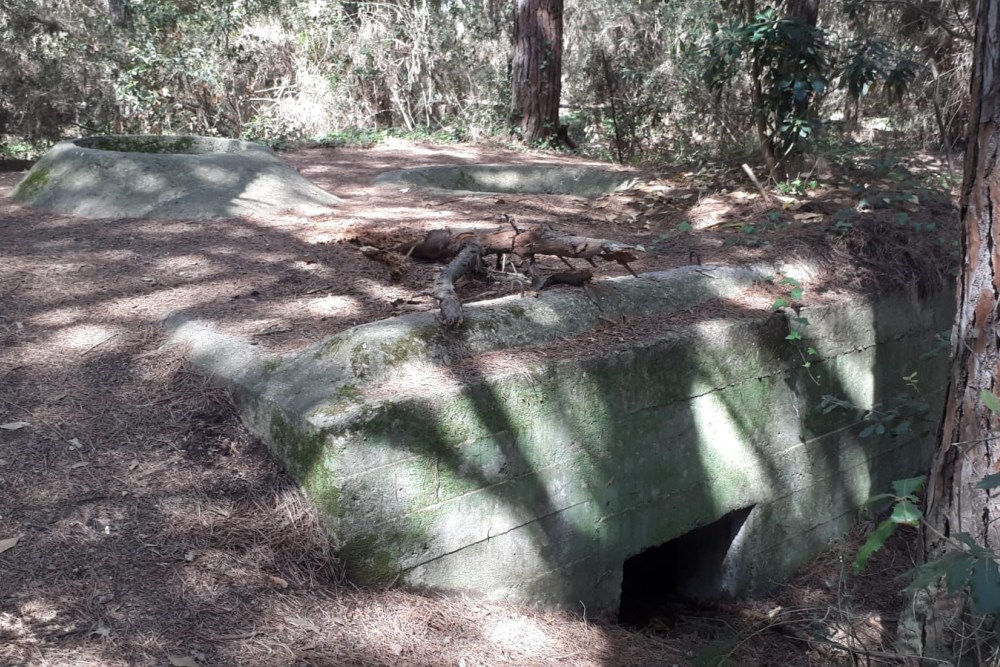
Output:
[0,145,955,666]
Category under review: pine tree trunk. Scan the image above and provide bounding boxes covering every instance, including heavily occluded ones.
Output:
[511,0,563,144]
[901,0,1000,659]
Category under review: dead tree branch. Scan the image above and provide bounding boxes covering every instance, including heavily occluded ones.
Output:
[431,243,483,327]
[393,224,639,326]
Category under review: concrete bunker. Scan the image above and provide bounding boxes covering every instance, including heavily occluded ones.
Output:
[167,262,953,615]
[12,134,341,219]
[373,164,636,196]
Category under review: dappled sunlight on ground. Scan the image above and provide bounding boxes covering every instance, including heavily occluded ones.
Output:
[0,140,960,666]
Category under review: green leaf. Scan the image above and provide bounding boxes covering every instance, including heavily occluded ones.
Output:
[794,317,811,326]
[977,473,1000,491]
[889,499,922,525]
[678,221,694,232]
[942,551,976,594]
[968,557,1000,616]
[892,476,926,497]
[864,492,901,509]
[772,298,789,310]
[981,390,1000,414]
[892,419,912,435]
[790,287,804,300]
[952,532,993,557]
[855,518,896,573]
[785,330,803,341]
[907,551,969,594]
[807,347,818,356]
[955,532,980,549]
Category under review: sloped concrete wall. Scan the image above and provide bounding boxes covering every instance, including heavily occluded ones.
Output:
[168,264,952,614]
[13,135,341,219]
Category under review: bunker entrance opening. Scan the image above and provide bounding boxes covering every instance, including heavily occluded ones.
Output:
[618,506,755,626]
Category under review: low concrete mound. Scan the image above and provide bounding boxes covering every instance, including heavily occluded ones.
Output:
[168,264,952,614]
[12,135,341,219]
[374,164,636,196]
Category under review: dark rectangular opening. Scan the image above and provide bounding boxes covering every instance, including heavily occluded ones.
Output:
[618,505,755,626]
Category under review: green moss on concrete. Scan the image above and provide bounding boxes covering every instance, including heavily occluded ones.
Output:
[314,333,349,359]
[377,333,429,366]
[336,384,364,404]
[269,412,343,519]
[260,357,283,374]
[11,164,52,201]
[339,519,433,583]
[504,304,527,318]
[348,325,445,379]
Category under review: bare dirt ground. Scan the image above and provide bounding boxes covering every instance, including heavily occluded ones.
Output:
[0,138,958,666]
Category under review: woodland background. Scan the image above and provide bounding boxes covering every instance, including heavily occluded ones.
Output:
[0,0,973,168]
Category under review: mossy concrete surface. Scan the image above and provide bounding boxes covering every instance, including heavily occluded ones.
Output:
[374,164,637,196]
[166,263,953,613]
[12,135,341,219]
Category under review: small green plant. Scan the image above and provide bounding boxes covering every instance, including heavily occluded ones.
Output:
[855,390,1000,618]
[832,207,858,234]
[819,372,931,439]
[647,221,694,251]
[854,475,925,573]
[775,177,819,196]
[769,276,820,377]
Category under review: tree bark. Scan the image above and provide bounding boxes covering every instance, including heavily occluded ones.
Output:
[511,0,563,144]
[902,0,1000,659]
[785,0,819,26]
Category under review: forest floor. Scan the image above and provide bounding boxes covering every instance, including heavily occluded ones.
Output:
[0,138,960,666]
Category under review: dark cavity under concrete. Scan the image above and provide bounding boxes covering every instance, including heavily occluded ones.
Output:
[12,134,341,219]
[618,506,754,625]
[373,164,637,196]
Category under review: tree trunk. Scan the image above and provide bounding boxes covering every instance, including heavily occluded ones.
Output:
[785,0,819,26]
[902,0,1000,660]
[511,0,563,144]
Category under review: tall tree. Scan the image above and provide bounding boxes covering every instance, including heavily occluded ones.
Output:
[511,0,563,144]
[903,0,1000,659]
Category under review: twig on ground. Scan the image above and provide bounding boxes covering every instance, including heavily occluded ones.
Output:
[80,332,120,356]
[0,395,71,442]
[742,163,773,203]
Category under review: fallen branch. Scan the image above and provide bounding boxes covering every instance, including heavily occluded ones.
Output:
[533,269,593,290]
[431,243,483,327]
[399,225,639,269]
[741,163,773,204]
[398,224,639,326]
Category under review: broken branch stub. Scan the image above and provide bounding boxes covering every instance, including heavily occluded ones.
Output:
[432,242,483,327]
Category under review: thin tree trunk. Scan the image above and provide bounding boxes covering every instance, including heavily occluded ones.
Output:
[511,0,563,144]
[901,0,1000,659]
[743,0,779,181]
